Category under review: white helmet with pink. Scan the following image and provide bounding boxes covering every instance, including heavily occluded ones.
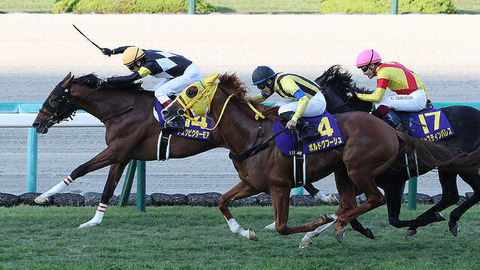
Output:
[356,49,382,68]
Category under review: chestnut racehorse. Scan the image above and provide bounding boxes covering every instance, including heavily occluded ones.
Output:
[162,73,474,242]
[32,73,226,228]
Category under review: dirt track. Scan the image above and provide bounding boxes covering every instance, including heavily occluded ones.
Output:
[0,13,479,196]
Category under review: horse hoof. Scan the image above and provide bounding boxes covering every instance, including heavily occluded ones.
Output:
[322,214,336,224]
[247,229,258,241]
[299,239,312,249]
[449,224,459,237]
[34,195,49,204]
[328,194,339,205]
[365,228,375,239]
[435,212,447,221]
[264,222,276,230]
[405,229,417,238]
[335,229,345,243]
[79,222,99,229]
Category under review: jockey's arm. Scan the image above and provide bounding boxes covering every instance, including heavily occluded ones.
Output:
[356,87,386,102]
[250,92,269,102]
[106,72,141,84]
[106,67,151,84]
[292,91,308,122]
[110,46,135,55]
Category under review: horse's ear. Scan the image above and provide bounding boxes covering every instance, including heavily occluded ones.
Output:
[62,72,74,88]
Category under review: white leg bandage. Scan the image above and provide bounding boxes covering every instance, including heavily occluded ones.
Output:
[226,218,250,238]
[79,203,107,228]
[42,176,73,198]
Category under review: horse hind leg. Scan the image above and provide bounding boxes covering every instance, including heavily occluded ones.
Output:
[219,181,260,241]
[448,170,480,236]
[79,161,129,228]
[404,170,458,238]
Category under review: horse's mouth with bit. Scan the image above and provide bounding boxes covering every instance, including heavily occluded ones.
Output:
[32,120,52,134]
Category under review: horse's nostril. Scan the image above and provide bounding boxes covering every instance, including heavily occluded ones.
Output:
[32,122,39,128]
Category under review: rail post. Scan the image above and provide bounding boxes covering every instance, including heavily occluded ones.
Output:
[408,177,417,210]
[188,0,196,14]
[26,127,38,192]
[390,0,398,14]
[136,161,146,212]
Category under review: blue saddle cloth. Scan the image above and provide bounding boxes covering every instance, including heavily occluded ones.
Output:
[393,108,454,142]
[273,111,344,157]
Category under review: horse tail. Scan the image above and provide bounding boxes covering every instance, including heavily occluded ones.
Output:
[395,131,480,171]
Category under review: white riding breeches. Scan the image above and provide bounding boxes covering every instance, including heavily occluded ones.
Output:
[277,92,326,117]
[154,63,202,104]
[376,89,427,112]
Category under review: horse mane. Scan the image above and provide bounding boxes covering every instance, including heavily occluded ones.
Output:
[218,73,281,121]
[317,65,372,94]
[73,74,144,91]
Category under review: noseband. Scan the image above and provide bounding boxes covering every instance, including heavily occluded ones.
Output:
[39,82,102,126]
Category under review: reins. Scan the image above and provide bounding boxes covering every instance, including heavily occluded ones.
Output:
[181,93,266,131]
[229,126,288,161]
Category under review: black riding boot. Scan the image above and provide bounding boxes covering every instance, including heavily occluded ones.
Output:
[384,112,407,133]
[280,112,321,142]
[297,117,322,142]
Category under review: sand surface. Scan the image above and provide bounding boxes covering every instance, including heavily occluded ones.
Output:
[0,13,479,196]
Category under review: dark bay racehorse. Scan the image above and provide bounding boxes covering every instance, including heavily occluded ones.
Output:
[162,73,475,242]
[32,72,226,228]
[310,65,480,238]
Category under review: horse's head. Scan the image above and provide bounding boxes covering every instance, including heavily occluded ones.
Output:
[32,72,78,134]
[162,73,220,129]
[315,65,373,114]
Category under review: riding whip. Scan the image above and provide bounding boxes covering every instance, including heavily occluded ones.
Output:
[72,24,103,51]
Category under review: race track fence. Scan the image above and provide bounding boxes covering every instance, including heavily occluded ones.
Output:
[0,102,146,211]
[1,102,479,211]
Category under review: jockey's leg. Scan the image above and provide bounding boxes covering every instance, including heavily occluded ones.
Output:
[377,105,407,133]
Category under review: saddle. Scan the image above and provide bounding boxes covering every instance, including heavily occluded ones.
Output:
[274,112,345,187]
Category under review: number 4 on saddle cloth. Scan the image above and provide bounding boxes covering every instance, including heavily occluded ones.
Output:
[273,111,344,187]
[388,108,455,142]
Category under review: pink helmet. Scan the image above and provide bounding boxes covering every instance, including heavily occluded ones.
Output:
[356,49,382,67]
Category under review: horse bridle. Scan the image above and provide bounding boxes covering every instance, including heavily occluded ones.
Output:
[39,81,103,126]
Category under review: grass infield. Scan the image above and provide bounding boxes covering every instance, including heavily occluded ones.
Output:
[1,204,480,269]
[0,0,479,14]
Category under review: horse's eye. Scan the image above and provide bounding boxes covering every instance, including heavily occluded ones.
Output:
[185,86,198,99]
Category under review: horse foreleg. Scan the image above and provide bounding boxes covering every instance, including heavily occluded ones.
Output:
[335,175,385,243]
[79,161,129,228]
[35,148,117,204]
[219,182,259,241]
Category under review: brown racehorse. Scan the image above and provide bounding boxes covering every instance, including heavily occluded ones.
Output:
[162,73,475,242]
[32,72,226,228]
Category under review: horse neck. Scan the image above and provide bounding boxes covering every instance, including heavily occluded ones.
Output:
[209,91,268,154]
[71,84,135,122]
[325,83,372,113]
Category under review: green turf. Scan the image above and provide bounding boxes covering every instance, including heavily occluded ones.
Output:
[1,204,480,269]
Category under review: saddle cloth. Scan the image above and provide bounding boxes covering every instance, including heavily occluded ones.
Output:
[273,111,344,157]
[392,108,454,142]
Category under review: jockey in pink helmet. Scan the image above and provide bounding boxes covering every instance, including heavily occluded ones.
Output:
[354,49,430,133]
